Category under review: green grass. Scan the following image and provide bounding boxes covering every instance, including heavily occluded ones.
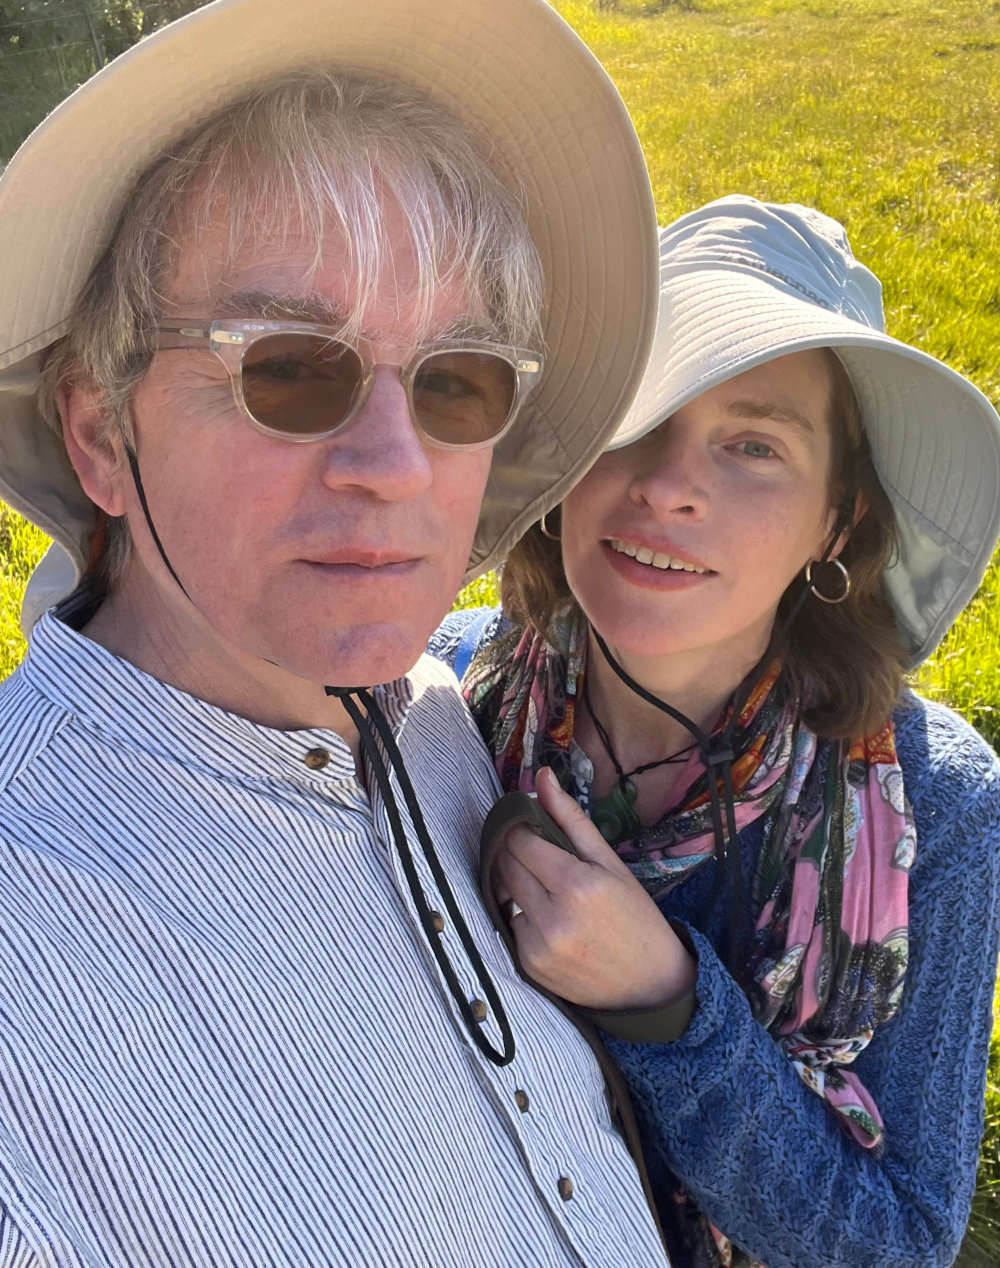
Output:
[916,555,1000,751]
[2,0,1000,1258]
[0,507,48,681]
[560,0,1000,409]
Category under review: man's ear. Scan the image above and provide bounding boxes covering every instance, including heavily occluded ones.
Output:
[58,381,130,518]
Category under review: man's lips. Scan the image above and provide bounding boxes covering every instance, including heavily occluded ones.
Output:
[296,554,424,584]
[299,549,423,569]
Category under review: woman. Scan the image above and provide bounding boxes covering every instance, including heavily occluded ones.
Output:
[432,196,1000,1268]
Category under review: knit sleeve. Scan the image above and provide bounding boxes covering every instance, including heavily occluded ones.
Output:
[426,606,504,673]
[605,695,1000,1268]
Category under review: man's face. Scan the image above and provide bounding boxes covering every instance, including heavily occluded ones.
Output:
[104,201,493,690]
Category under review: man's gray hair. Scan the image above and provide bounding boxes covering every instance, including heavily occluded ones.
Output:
[38,71,543,583]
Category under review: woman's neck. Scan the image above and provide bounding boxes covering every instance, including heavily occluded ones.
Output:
[576,632,758,824]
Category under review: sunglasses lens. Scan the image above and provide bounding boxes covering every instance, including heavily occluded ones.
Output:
[240,334,364,435]
[411,351,518,446]
[239,335,520,445]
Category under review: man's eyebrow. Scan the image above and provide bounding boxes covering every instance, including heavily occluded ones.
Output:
[214,291,346,325]
[431,316,502,343]
[725,399,817,437]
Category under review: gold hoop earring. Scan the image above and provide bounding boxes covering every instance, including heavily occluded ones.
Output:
[539,510,561,541]
[805,558,851,604]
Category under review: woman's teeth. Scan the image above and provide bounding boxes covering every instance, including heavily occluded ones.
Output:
[610,538,707,573]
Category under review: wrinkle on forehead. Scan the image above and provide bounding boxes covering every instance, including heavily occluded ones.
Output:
[208,290,499,345]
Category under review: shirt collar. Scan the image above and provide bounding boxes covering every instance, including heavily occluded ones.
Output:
[21,610,417,788]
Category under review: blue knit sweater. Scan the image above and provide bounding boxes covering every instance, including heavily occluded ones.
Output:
[431,608,1000,1268]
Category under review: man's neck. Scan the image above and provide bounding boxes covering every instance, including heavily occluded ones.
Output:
[82,579,363,745]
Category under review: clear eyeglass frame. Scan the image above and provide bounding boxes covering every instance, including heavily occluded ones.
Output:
[155,318,544,451]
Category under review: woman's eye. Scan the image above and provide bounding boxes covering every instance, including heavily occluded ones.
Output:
[736,439,776,459]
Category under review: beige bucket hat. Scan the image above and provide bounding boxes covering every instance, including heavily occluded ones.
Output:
[0,0,658,626]
[611,196,1000,666]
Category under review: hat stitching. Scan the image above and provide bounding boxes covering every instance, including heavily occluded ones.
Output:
[885,489,976,559]
[0,323,70,372]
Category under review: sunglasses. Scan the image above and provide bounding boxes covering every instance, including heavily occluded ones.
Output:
[155,319,543,450]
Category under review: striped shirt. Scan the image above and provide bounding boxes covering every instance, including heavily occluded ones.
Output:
[0,612,666,1268]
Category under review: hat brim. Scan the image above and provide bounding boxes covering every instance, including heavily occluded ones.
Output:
[0,0,657,609]
[609,264,1000,666]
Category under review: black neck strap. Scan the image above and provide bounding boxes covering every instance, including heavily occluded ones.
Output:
[328,685,517,1067]
[580,672,695,788]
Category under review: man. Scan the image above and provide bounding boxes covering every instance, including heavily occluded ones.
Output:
[0,0,663,1263]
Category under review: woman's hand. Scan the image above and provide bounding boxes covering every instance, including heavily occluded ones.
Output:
[491,767,697,1011]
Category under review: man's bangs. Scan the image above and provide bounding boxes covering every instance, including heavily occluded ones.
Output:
[176,73,542,347]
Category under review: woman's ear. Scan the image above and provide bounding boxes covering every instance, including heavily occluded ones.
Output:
[58,381,129,518]
[826,490,868,560]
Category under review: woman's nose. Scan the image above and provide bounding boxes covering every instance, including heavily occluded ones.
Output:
[628,422,710,517]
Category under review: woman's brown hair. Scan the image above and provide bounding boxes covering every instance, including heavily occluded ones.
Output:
[501,349,908,739]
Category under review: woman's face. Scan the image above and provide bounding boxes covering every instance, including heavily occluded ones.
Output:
[561,349,839,677]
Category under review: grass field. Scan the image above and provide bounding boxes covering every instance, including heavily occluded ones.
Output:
[1,0,1000,1258]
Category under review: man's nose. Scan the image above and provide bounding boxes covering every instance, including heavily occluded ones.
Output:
[321,366,433,499]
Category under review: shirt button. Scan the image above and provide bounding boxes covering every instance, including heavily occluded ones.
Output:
[429,911,445,933]
[514,1090,530,1113]
[557,1176,574,1202]
[303,747,331,770]
[470,998,488,1022]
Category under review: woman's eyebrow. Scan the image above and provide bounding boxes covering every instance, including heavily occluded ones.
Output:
[724,399,816,436]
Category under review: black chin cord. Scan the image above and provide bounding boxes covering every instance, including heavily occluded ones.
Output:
[590,625,746,966]
[127,443,516,1065]
[589,511,851,972]
[126,445,190,599]
[329,685,516,1067]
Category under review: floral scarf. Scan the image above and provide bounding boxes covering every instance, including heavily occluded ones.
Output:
[464,608,914,1268]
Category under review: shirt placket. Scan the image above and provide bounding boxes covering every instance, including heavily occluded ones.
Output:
[364,734,665,1267]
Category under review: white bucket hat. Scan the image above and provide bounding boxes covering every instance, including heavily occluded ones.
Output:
[611,195,1000,666]
[0,0,658,628]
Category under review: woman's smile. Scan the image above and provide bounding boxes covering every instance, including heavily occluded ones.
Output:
[603,538,714,591]
[607,538,711,573]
